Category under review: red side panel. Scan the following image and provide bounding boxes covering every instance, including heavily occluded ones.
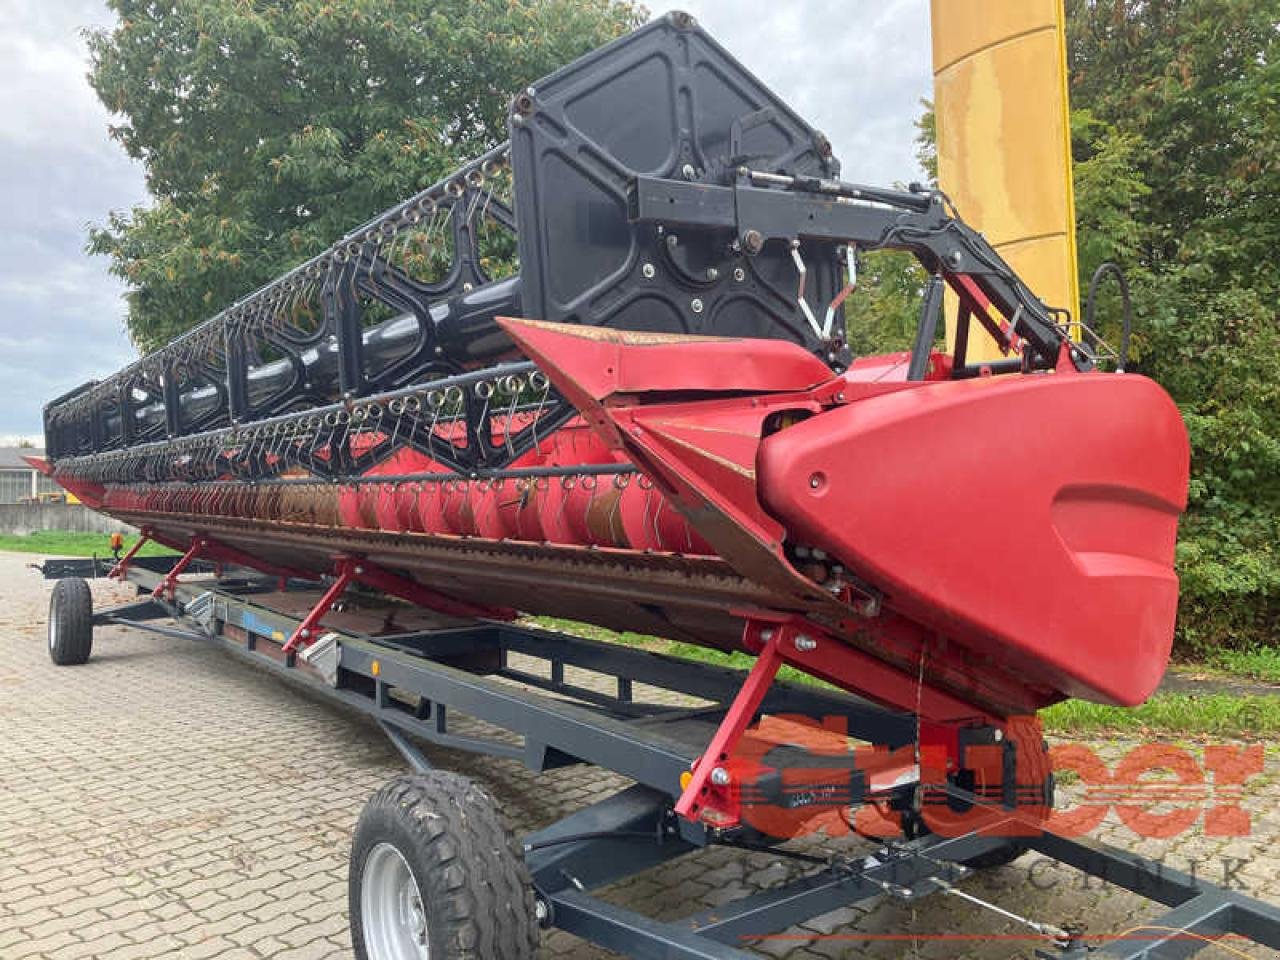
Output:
[496,317,834,408]
[758,372,1189,706]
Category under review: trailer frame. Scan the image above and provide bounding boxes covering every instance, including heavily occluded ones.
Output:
[42,557,1280,960]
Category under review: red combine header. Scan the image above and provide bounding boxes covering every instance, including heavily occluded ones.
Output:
[33,15,1254,960]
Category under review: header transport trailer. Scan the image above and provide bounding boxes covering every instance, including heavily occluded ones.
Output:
[33,13,1280,960]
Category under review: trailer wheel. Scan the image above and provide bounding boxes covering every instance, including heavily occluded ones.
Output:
[948,716,1053,871]
[954,838,1031,870]
[48,578,93,666]
[350,771,539,960]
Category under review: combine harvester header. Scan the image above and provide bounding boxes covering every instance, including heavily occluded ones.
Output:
[40,11,1186,721]
[35,13,1274,960]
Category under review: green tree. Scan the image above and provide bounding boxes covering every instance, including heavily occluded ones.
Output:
[843,99,936,355]
[87,0,644,351]
[1067,0,1280,653]
[854,2,1279,653]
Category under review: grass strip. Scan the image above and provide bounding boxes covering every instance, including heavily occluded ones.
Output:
[0,530,174,558]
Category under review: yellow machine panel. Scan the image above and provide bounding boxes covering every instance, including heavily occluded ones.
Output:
[931,0,1079,358]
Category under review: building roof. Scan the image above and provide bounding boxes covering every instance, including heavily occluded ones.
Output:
[0,447,45,470]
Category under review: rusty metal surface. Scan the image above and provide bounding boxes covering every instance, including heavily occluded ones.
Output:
[108,505,786,652]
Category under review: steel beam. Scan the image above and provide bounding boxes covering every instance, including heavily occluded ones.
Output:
[548,888,755,960]
[524,785,694,892]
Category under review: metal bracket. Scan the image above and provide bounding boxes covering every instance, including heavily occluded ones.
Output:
[282,561,356,654]
[184,591,217,632]
[673,620,784,824]
[283,554,516,654]
[298,630,341,686]
[151,536,205,601]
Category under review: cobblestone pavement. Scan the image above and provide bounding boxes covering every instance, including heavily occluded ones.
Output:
[1,551,1277,959]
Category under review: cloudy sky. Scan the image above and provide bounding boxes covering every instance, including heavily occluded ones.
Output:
[0,0,931,440]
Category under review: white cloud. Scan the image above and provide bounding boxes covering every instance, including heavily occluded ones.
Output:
[0,0,144,435]
[673,0,932,185]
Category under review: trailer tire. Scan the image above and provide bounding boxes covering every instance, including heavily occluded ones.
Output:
[350,771,539,960]
[955,839,1031,870]
[947,716,1053,871]
[48,578,93,666]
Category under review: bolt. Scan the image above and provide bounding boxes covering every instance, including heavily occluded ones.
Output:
[711,766,731,786]
[733,267,745,282]
[641,262,655,279]
[354,565,364,575]
[760,628,775,643]
[691,298,704,314]
[300,628,311,638]
[534,899,550,923]
[794,634,817,652]
[666,233,679,248]
[993,728,1004,742]
[809,473,822,489]
[681,163,697,180]
[742,229,764,255]
[706,267,719,281]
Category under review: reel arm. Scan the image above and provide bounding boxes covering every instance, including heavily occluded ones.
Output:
[628,172,1088,373]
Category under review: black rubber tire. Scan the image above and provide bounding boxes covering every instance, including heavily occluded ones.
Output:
[955,839,1031,870]
[349,771,539,960]
[48,578,93,666]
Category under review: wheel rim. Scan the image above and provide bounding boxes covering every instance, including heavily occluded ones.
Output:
[48,601,58,651]
[361,842,430,960]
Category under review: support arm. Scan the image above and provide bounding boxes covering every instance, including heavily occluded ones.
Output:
[109,526,152,580]
[627,174,1085,372]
